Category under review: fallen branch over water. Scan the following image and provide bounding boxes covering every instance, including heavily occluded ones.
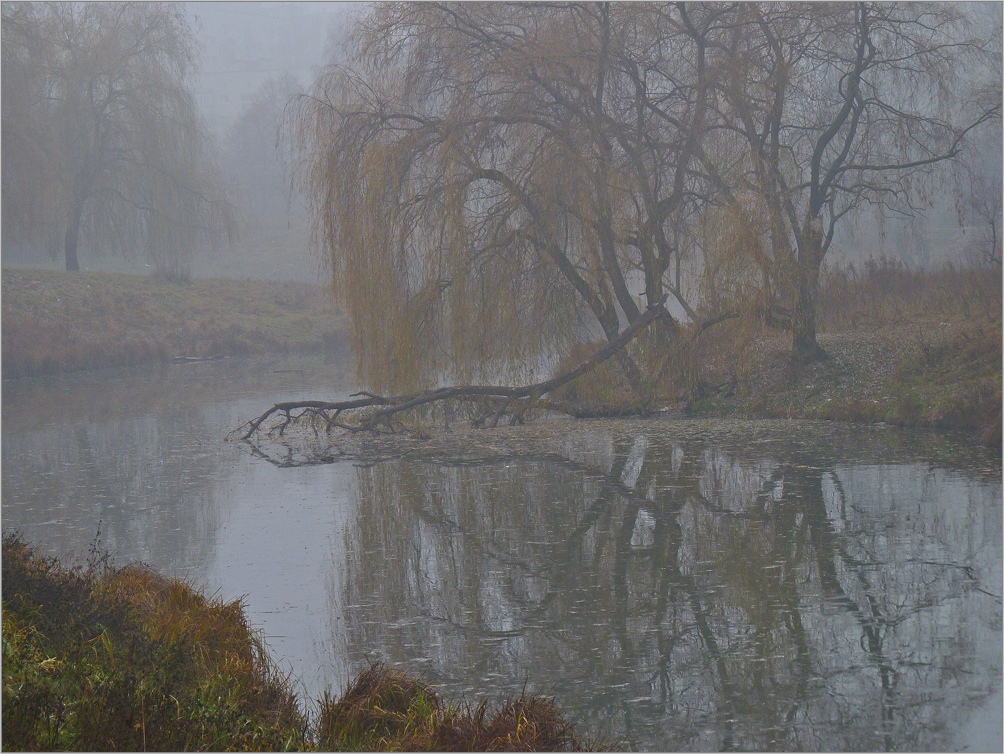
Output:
[232,303,668,441]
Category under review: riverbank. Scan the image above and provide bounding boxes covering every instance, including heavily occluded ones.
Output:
[1,534,591,751]
[693,264,1003,446]
[556,262,1002,447]
[3,264,1000,445]
[1,268,348,379]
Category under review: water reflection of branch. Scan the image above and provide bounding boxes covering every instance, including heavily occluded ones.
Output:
[238,438,348,468]
[808,467,902,749]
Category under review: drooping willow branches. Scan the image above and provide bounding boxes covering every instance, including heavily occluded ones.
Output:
[290,1,998,384]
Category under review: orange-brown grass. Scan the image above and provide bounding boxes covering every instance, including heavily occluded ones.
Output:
[2,533,308,751]
[818,258,1001,331]
[1,268,348,378]
[317,663,589,752]
[3,536,594,751]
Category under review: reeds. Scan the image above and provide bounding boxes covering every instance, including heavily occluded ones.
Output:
[818,258,1001,330]
[317,664,587,751]
[2,535,593,751]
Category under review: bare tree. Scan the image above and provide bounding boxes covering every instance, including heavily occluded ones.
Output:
[1,2,234,277]
[707,2,1000,360]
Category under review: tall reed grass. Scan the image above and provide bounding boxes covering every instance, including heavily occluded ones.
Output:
[818,258,1001,330]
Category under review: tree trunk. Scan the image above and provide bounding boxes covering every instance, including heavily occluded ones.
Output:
[64,199,83,272]
[791,216,827,363]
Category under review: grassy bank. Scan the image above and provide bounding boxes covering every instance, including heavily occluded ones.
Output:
[1,268,348,379]
[1,534,590,751]
[556,261,1002,445]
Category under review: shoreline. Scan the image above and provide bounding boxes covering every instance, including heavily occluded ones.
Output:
[3,266,1000,445]
[1,534,593,751]
[2,268,348,380]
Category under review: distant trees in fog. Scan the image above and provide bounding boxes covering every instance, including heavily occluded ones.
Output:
[291,2,1000,390]
[212,73,318,282]
[1,2,234,279]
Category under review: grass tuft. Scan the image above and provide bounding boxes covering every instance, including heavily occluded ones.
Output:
[3,536,594,751]
[317,663,588,752]
[2,533,309,751]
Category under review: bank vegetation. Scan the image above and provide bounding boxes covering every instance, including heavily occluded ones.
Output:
[233,2,1000,451]
[1,534,591,751]
[1,268,347,379]
[239,260,1001,450]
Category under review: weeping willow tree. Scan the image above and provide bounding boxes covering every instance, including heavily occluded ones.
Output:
[1,2,234,277]
[291,2,725,396]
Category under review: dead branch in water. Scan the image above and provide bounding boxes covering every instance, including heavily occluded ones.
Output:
[232,302,668,441]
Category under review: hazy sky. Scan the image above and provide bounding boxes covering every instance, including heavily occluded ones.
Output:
[185,2,364,136]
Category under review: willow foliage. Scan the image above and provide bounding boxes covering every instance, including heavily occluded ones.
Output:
[293,2,998,390]
[292,3,720,393]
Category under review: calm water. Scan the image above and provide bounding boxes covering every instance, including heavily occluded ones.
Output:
[3,354,1001,751]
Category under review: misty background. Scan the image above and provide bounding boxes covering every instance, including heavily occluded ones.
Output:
[3,2,361,282]
[2,2,999,281]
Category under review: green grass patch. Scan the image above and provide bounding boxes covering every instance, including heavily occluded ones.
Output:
[2,268,348,378]
[2,533,309,751]
[2,534,593,751]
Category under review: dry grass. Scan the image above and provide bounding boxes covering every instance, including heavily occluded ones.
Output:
[2,535,593,751]
[318,663,588,752]
[1,268,347,378]
[2,533,309,751]
[550,261,1001,445]
[818,258,1000,331]
[724,261,1000,445]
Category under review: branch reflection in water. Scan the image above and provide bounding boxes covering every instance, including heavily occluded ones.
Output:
[331,429,1001,751]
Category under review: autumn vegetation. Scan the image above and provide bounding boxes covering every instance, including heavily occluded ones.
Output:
[1,268,346,379]
[290,1,999,397]
[2,534,591,751]
[555,258,1002,444]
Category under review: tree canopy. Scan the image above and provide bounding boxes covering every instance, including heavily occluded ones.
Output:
[1,1,234,277]
[293,2,999,392]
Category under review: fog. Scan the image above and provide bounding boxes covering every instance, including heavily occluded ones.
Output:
[2,2,998,284]
[185,2,364,283]
[192,2,999,284]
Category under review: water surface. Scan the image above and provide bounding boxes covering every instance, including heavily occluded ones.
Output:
[3,355,1001,751]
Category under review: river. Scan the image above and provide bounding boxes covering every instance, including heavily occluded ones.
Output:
[2,354,1001,751]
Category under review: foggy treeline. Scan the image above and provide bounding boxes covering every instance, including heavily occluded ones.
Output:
[1,3,1000,320]
[1,3,235,279]
[0,1,352,281]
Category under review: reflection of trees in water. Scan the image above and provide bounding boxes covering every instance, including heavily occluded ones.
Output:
[2,404,222,574]
[2,353,351,574]
[335,435,1001,751]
